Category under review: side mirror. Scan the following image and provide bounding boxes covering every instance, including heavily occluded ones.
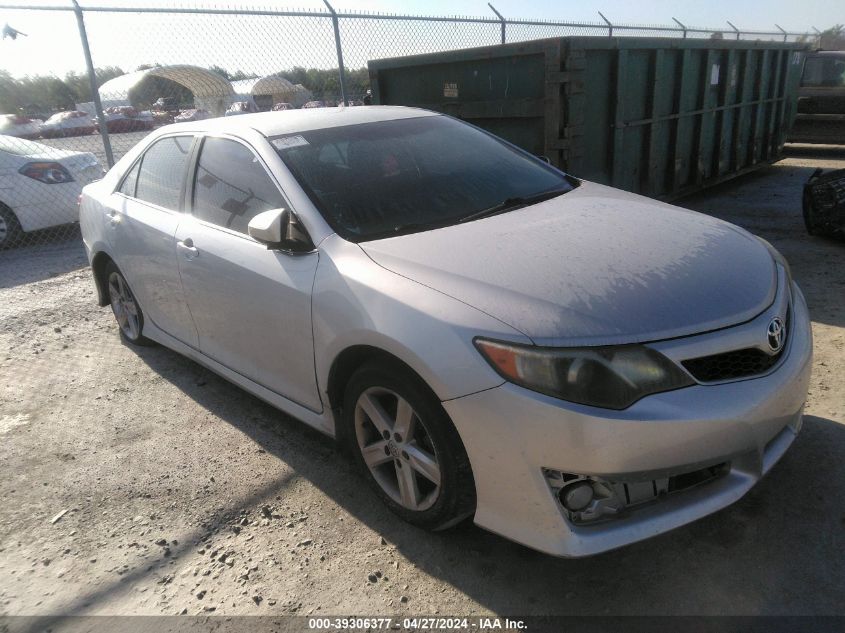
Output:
[248,208,285,244]
[248,208,313,252]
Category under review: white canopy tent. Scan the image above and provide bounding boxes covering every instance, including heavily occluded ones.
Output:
[97,65,235,115]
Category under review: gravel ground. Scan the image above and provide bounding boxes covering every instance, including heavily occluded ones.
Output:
[0,147,843,619]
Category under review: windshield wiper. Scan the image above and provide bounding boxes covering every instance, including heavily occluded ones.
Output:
[457,187,571,224]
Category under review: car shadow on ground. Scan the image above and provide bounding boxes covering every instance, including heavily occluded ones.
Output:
[0,230,87,289]
[93,340,845,615]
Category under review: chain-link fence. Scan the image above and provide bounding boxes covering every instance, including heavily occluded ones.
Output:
[0,2,820,251]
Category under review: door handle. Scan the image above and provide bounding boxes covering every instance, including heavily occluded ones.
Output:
[107,210,120,227]
[177,238,199,259]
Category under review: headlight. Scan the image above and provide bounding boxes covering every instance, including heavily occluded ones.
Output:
[474,339,694,410]
[19,162,75,184]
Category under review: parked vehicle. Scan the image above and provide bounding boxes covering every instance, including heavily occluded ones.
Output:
[40,111,96,138]
[301,100,326,109]
[174,109,211,123]
[152,97,180,114]
[97,106,155,133]
[225,101,258,117]
[0,114,42,139]
[79,107,811,557]
[150,110,175,126]
[0,135,103,247]
[271,102,294,111]
[789,51,845,145]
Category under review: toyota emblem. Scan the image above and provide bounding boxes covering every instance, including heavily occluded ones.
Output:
[767,317,785,352]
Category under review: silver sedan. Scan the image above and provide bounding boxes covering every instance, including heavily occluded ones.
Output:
[79,106,812,557]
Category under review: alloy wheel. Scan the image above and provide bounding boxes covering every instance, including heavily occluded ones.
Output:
[354,386,442,512]
[108,271,141,340]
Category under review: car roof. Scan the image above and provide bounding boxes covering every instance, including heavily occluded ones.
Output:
[158,105,439,138]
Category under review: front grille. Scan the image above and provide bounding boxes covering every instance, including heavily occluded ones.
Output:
[682,347,783,383]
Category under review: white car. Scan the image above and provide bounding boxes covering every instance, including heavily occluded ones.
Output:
[174,109,211,123]
[0,135,103,247]
[40,111,96,138]
[79,107,811,557]
[0,114,42,139]
[225,101,258,116]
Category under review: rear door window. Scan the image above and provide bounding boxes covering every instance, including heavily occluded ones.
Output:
[135,136,193,210]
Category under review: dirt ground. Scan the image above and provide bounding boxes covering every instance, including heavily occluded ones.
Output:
[0,146,843,620]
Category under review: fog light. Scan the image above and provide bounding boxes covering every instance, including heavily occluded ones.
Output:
[560,481,594,511]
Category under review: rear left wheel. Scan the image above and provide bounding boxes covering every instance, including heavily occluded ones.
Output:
[105,261,153,346]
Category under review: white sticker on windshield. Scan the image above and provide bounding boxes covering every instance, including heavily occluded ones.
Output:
[272,135,309,150]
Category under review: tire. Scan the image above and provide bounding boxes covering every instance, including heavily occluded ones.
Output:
[104,261,154,346]
[342,362,476,531]
[0,205,23,249]
[802,189,819,236]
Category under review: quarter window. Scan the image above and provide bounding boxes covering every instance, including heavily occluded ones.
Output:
[118,159,141,197]
[135,136,193,209]
[192,137,285,234]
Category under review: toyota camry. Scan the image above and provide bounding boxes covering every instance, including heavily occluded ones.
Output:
[79,107,812,557]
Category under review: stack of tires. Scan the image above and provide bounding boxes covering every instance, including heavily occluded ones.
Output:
[803,169,845,239]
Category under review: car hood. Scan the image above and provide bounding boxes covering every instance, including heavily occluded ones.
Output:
[358,181,777,346]
[23,148,97,163]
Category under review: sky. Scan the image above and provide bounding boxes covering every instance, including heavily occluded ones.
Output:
[0,0,840,79]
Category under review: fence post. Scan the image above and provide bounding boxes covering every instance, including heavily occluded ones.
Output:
[598,11,612,37]
[775,24,788,43]
[322,0,347,106]
[71,0,114,168]
[487,3,505,45]
[726,21,740,40]
[672,17,687,39]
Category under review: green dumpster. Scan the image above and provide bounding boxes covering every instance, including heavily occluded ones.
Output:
[368,37,807,199]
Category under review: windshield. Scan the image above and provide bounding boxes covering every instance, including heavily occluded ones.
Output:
[272,115,575,242]
[802,56,845,88]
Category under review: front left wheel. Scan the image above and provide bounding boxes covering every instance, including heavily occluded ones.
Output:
[105,261,153,346]
[342,362,476,531]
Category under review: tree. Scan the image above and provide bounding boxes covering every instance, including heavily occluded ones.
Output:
[275,66,370,100]
[64,66,125,103]
[0,70,21,114]
[208,65,232,81]
[208,66,257,82]
[819,25,845,50]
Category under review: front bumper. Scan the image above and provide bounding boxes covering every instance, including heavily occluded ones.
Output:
[8,181,83,233]
[443,283,813,557]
